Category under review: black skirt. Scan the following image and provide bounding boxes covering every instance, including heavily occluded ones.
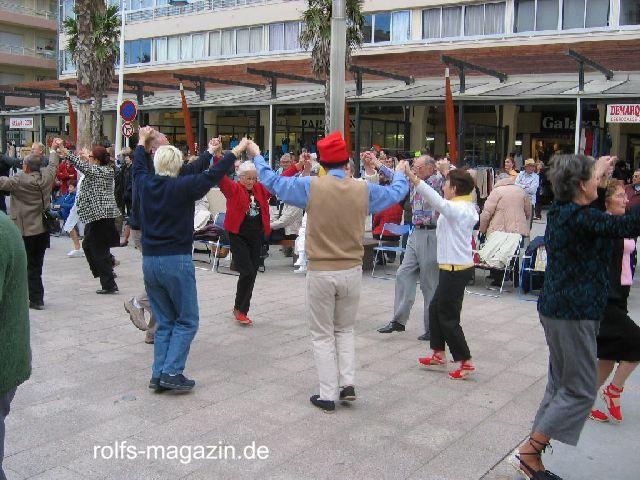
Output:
[596,301,640,362]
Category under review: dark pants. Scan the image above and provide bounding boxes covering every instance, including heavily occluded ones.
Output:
[429,268,474,361]
[1,388,16,480]
[23,232,50,305]
[229,232,261,314]
[83,218,118,291]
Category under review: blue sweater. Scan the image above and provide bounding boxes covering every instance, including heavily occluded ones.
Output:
[538,192,640,321]
[53,192,76,220]
[132,148,235,256]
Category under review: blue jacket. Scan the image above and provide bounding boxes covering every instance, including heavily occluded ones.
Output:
[52,192,76,221]
[132,149,235,256]
[538,189,640,321]
[129,146,212,229]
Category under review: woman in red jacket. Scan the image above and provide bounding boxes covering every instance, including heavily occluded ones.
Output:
[56,158,77,196]
[219,160,271,325]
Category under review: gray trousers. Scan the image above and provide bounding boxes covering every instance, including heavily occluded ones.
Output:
[391,229,439,333]
[1,388,16,480]
[132,228,156,331]
[533,314,599,446]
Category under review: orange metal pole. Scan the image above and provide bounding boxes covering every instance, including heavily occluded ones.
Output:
[180,83,196,155]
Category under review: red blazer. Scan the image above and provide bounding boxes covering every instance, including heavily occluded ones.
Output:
[219,175,271,236]
[372,204,403,237]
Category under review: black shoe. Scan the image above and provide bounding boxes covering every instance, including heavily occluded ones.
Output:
[310,394,335,413]
[96,287,119,294]
[417,332,430,341]
[29,301,44,310]
[149,377,168,392]
[377,321,405,333]
[339,386,356,402]
[159,373,195,391]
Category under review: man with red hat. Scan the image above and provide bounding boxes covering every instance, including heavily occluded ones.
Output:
[247,131,409,413]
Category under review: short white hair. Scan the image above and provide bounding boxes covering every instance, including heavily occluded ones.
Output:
[153,145,183,177]
[237,161,256,176]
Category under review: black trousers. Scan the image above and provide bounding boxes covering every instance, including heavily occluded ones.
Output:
[83,218,118,291]
[229,232,261,314]
[23,232,50,305]
[429,268,474,361]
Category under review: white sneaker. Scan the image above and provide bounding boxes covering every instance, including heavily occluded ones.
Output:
[294,266,307,274]
[67,249,84,258]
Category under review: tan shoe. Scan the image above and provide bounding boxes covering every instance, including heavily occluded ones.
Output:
[124,298,148,331]
[144,328,155,344]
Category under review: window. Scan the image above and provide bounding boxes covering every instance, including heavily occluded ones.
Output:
[180,35,192,60]
[209,31,221,57]
[442,7,462,37]
[236,28,250,54]
[514,0,559,32]
[124,39,151,65]
[168,36,180,60]
[0,32,23,47]
[192,33,205,58]
[423,3,505,40]
[563,0,609,29]
[155,37,167,62]
[364,11,411,44]
[250,26,263,53]
[62,50,75,71]
[63,0,75,20]
[269,22,300,51]
[621,0,640,25]
[0,73,25,85]
[221,30,234,55]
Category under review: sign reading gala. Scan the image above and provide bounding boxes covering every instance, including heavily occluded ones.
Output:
[607,104,640,123]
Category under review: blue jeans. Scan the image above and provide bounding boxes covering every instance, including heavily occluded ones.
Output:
[143,255,199,378]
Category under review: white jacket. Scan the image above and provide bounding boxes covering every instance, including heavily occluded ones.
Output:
[415,180,478,266]
[270,203,303,236]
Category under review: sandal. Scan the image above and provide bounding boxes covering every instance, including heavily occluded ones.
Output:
[508,437,563,480]
[418,351,446,367]
[448,361,475,380]
[589,409,609,423]
[601,383,623,423]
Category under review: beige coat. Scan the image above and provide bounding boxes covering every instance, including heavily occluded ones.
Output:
[0,151,60,236]
[479,177,531,236]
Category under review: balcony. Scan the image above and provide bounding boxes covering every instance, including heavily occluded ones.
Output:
[0,1,57,30]
[0,44,57,69]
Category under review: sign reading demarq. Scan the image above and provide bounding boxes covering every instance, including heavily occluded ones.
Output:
[607,104,640,123]
[9,117,34,129]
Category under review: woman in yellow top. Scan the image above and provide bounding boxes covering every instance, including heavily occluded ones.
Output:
[503,157,518,178]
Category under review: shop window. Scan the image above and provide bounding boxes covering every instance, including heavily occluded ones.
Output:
[364,11,411,44]
[620,0,640,25]
[515,0,559,32]
[563,0,609,29]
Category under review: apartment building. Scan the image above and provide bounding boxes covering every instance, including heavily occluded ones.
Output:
[6,0,640,164]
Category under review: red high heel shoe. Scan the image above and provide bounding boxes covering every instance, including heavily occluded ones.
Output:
[601,383,623,423]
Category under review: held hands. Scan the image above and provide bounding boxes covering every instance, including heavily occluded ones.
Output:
[208,136,222,155]
[138,126,155,148]
[297,152,312,171]
[245,140,260,159]
[50,138,63,151]
[595,155,616,187]
[78,148,91,161]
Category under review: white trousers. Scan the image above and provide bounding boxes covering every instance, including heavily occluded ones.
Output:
[306,265,362,401]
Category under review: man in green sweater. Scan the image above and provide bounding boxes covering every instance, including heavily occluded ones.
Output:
[0,211,30,480]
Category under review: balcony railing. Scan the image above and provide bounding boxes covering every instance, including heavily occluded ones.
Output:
[0,0,58,20]
[0,43,57,60]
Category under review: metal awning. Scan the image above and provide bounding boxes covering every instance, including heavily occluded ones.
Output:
[2,72,639,116]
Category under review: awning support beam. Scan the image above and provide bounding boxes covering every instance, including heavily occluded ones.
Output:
[349,65,414,96]
[173,73,266,95]
[565,49,614,93]
[441,55,507,94]
[246,67,324,99]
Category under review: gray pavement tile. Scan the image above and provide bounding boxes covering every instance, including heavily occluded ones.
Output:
[27,466,89,480]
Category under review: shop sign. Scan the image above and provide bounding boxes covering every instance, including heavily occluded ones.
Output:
[540,112,598,131]
[9,117,34,129]
[607,104,640,123]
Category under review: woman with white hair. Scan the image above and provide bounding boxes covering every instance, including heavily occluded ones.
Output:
[132,127,239,391]
[219,158,272,326]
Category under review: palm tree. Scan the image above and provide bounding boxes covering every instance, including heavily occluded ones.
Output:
[300,0,364,135]
[64,1,120,148]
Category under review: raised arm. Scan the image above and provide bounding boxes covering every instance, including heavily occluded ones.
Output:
[367,161,410,214]
[183,150,239,201]
[254,153,311,210]
[576,207,640,239]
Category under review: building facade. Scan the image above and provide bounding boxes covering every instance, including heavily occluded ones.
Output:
[6,0,640,166]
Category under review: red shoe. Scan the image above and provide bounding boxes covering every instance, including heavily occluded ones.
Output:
[589,409,609,422]
[418,351,446,367]
[601,383,623,423]
[233,308,253,326]
[448,361,475,380]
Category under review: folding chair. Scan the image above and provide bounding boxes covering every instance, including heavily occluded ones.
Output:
[211,212,238,276]
[465,234,523,298]
[371,223,412,279]
[518,244,546,301]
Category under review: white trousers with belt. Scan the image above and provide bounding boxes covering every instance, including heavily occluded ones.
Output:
[306,265,362,401]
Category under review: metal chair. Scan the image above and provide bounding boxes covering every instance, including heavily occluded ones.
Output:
[518,245,546,301]
[465,235,523,298]
[211,212,238,276]
[371,223,412,279]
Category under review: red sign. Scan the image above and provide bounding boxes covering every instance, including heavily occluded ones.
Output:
[121,121,135,138]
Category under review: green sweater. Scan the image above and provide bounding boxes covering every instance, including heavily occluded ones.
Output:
[0,211,30,394]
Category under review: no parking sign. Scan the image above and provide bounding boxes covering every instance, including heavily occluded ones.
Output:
[119,100,137,122]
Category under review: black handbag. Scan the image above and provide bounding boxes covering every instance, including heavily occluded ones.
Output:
[39,187,58,233]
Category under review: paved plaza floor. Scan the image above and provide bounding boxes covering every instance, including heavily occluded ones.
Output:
[3,226,639,479]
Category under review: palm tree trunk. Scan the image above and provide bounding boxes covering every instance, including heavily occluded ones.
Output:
[324,79,331,136]
[91,93,103,145]
[75,0,93,150]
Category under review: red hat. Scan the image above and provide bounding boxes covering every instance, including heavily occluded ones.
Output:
[317,131,349,164]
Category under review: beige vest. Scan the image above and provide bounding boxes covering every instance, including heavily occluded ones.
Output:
[306,174,369,271]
